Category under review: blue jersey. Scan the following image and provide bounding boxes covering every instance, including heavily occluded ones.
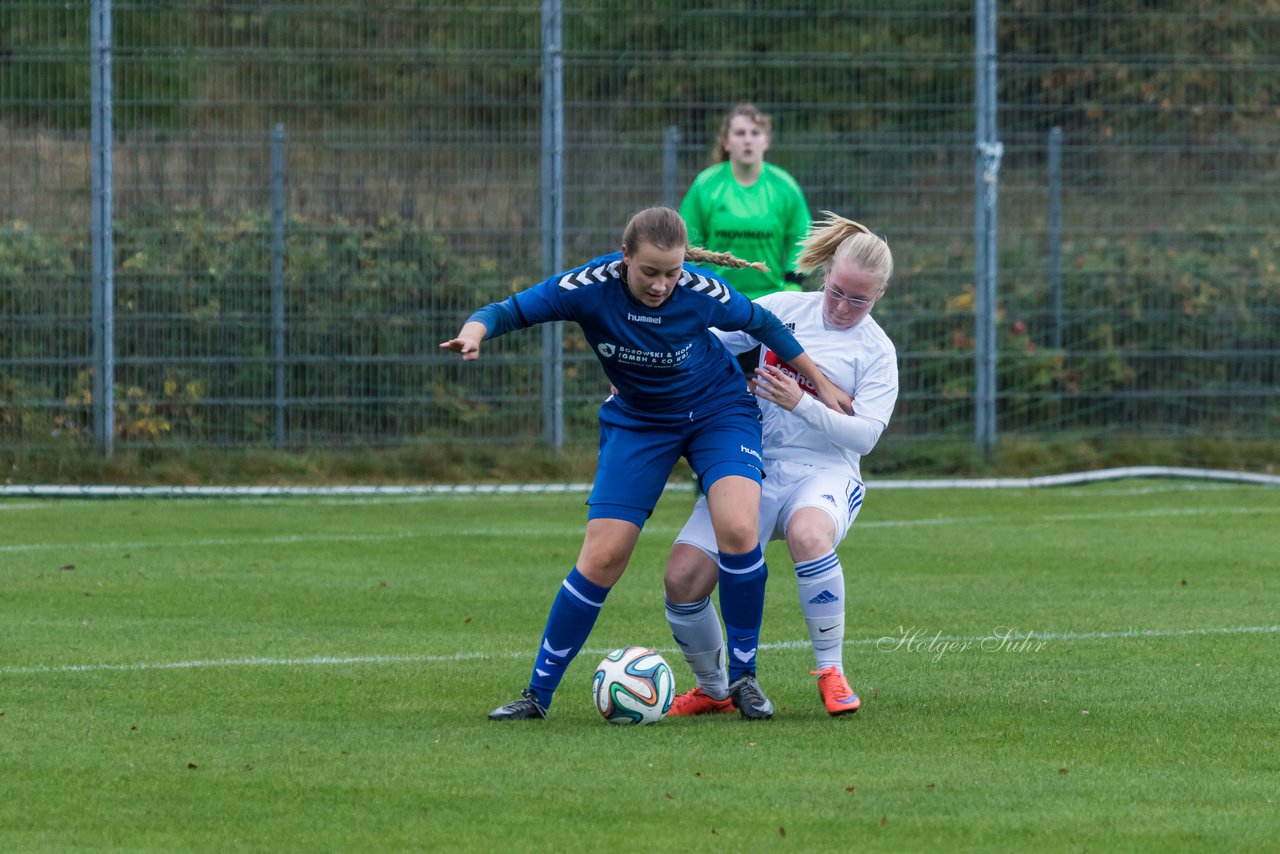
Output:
[469,252,804,415]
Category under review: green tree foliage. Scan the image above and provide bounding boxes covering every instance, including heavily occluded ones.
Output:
[5,1,1275,141]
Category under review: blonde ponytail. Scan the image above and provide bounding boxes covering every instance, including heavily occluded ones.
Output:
[795,211,893,289]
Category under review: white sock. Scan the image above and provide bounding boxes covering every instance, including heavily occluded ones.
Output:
[664,597,729,699]
[794,551,845,672]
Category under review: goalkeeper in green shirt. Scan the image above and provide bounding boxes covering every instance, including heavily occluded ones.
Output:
[680,103,813,300]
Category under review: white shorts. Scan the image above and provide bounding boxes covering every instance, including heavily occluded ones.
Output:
[674,459,864,558]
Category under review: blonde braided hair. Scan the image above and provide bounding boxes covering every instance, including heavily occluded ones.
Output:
[686,246,769,273]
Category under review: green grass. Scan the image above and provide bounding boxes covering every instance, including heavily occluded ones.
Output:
[2,482,1279,852]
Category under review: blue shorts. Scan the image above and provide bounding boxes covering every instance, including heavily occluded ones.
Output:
[587,393,764,527]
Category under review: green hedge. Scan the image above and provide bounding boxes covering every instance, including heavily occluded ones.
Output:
[2,209,520,446]
[3,210,1277,448]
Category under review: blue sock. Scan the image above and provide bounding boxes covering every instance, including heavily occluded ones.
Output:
[717,545,768,682]
[527,567,610,708]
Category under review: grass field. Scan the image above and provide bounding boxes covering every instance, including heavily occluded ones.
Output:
[2,480,1279,852]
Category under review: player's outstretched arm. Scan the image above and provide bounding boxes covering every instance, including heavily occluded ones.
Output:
[439,320,488,361]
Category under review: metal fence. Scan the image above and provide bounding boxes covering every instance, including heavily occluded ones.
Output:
[2,1,1277,461]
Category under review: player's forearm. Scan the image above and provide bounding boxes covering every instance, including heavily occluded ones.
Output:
[792,394,886,455]
[456,320,488,346]
[467,298,524,339]
[440,319,491,360]
[782,352,846,406]
[742,304,803,362]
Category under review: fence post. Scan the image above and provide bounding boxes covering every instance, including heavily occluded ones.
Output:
[663,125,681,210]
[973,0,1002,458]
[271,124,288,446]
[90,0,115,457]
[541,0,565,451]
[1048,126,1063,351]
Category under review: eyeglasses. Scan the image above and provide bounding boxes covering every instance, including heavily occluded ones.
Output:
[821,284,877,309]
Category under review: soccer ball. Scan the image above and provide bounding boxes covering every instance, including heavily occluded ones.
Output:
[592,646,675,725]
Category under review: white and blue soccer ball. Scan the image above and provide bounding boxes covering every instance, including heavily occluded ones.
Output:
[592,646,675,725]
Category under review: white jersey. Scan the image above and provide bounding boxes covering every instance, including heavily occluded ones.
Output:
[714,291,898,483]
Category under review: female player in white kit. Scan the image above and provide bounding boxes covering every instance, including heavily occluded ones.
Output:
[662,211,899,717]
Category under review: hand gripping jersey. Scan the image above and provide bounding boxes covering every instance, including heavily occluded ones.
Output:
[467,252,805,416]
[714,291,899,483]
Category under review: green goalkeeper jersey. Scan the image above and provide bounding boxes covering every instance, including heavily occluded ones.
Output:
[680,162,812,300]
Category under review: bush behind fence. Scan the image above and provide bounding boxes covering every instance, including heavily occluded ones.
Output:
[3,207,1276,449]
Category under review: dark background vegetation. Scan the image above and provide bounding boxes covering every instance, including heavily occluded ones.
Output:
[1,1,1277,482]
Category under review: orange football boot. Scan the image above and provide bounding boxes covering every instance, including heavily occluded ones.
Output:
[813,666,861,716]
[667,686,735,716]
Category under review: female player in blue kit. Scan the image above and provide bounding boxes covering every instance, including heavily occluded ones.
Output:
[440,206,850,721]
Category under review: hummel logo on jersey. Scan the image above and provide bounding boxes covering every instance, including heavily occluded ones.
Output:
[597,343,616,358]
[809,590,839,605]
[821,493,836,505]
[740,445,762,462]
[626,312,661,324]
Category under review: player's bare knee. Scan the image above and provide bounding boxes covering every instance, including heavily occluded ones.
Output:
[662,557,693,600]
[665,544,717,602]
[577,543,633,586]
[786,525,836,562]
[663,569,697,603]
[785,509,838,561]
[714,527,759,555]
[577,559,626,588]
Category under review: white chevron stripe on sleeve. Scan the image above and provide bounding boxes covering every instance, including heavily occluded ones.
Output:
[559,263,619,291]
[685,273,731,303]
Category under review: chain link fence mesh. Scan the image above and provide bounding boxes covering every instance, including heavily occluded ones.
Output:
[2,1,1276,459]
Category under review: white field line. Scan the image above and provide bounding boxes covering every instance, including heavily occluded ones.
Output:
[1044,505,1280,522]
[2,624,1276,677]
[3,503,1279,554]
[0,530,437,554]
[3,465,1279,501]
[0,479,1254,513]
